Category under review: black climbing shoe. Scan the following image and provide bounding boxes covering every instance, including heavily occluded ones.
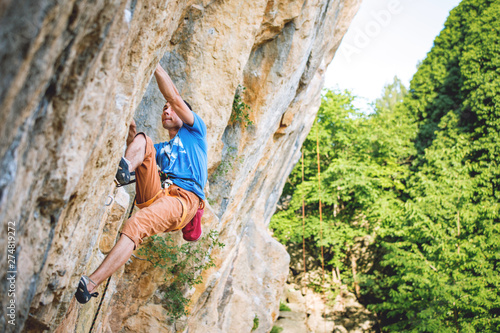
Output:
[75,276,99,304]
[115,157,131,185]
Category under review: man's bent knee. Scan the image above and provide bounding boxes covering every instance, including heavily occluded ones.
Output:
[125,133,148,171]
[131,132,147,147]
[120,231,140,250]
[119,233,137,250]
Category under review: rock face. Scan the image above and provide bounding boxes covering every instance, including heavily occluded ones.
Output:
[0,0,360,332]
[276,283,376,333]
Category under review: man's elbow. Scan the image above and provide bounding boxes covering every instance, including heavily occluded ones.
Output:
[171,97,194,126]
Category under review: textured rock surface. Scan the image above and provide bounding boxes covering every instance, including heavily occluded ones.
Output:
[0,0,361,332]
[276,283,376,333]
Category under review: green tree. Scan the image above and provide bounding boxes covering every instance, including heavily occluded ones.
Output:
[375,76,408,113]
[273,2,500,331]
[271,84,411,286]
[363,1,500,331]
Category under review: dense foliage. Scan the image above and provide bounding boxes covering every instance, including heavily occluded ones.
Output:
[271,0,500,331]
[138,230,224,319]
[271,80,412,274]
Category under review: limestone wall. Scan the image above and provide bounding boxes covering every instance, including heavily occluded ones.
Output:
[0,0,361,332]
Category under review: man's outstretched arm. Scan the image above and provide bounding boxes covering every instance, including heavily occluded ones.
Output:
[154,63,194,126]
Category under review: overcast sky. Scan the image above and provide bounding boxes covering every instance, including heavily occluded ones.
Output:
[324,0,462,111]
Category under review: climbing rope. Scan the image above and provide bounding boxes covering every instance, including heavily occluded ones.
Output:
[88,276,111,333]
[301,149,310,329]
[89,166,165,331]
[88,194,136,333]
[316,129,327,330]
[302,150,306,276]
[316,130,325,281]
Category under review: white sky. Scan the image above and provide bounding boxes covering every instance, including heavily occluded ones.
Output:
[324,0,462,111]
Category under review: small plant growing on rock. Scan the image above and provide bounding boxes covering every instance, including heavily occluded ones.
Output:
[208,146,244,206]
[211,146,242,181]
[270,326,283,333]
[138,230,225,319]
[230,84,253,127]
[279,301,291,311]
[252,315,259,331]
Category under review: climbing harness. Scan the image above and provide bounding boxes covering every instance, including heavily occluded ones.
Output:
[158,170,169,185]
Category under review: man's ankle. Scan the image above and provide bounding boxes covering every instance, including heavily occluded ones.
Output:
[86,276,98,292]
[122,157,132,171]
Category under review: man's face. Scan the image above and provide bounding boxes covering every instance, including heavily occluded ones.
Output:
[161,102,183,129]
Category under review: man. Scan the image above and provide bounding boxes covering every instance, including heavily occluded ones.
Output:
[75,63,207,304]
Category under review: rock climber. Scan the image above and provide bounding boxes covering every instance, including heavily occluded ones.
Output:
[75,63,207,304]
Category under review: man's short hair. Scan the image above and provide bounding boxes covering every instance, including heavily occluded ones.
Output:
[183,100,192,111]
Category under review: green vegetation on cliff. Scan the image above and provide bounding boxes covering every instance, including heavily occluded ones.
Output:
[271,0,500,331]
[138,230,225,319]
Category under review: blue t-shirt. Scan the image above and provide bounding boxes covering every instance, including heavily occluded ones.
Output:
[154,112,207,200]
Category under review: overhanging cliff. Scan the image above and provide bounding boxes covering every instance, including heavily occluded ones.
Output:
[0,0,361,332]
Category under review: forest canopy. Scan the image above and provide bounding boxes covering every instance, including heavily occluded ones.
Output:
[271,0,500,331]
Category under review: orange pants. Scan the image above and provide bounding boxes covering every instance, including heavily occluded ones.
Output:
[121,134,200,249]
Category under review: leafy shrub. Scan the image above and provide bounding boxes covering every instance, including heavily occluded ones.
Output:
[138,230,225,319]
[230,84,253,127]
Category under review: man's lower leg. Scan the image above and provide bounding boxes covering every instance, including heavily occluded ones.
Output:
[87,234,135,292]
